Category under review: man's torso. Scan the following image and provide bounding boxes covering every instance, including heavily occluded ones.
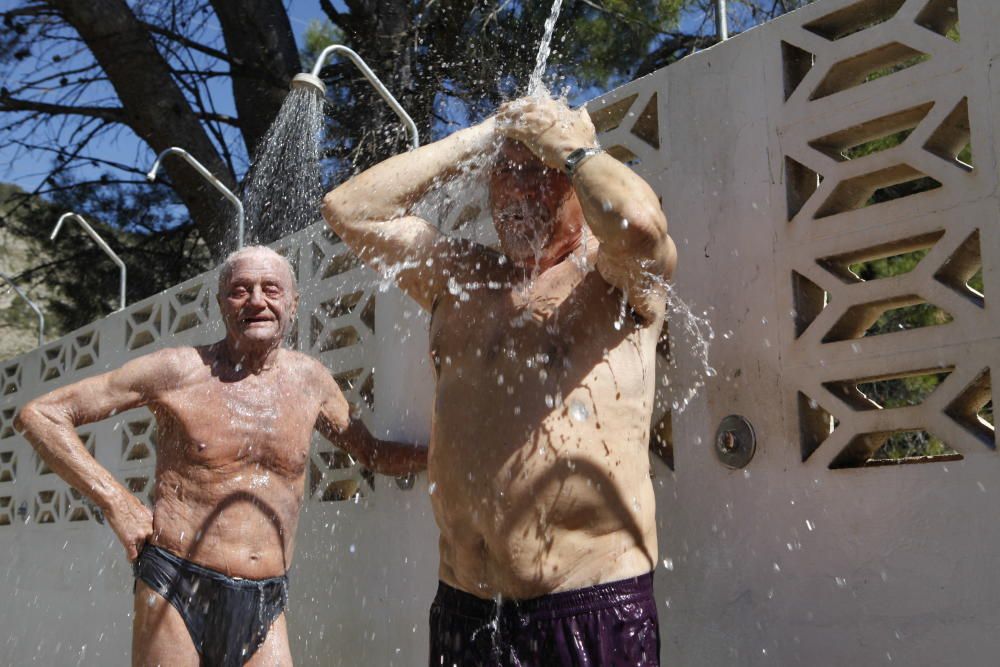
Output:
[429,252,661,599]
[146,346,321,579]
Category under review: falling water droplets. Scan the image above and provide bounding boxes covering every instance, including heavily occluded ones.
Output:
[527,0,564,96]
[239,87,324,246]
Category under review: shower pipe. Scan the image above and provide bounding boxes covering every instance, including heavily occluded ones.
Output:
[52,212,127,312]
[290,45,420,150]
[0,272,45,346]
[716,0,729,41]
[290,46,422,492]
[147,147,245,249]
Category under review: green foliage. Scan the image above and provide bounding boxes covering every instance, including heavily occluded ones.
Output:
[564,0,685,86]
[873,430,955,460]
[302,19,344,67]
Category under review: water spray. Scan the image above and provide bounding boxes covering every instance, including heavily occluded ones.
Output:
[51,212,127,311]
[291,44,420,150]
[147,147,245,249]
[0,271,44,346]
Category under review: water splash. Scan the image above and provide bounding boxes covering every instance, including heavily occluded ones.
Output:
[527,0,565,97]
[659,282,717,415]
[239,87,324,245]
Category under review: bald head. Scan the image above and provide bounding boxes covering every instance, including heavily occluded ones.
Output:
[217,246,297,296]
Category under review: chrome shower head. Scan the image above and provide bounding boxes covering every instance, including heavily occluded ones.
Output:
[290,73,327,96]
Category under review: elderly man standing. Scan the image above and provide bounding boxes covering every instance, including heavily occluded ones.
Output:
[16,246,426,667]
[323,96,676,666]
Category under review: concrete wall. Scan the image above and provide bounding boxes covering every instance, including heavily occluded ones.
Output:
[586,0,1000,664]
[2,0,999,664]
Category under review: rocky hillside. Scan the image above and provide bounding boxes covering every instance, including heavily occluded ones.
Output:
[0,184,66,361]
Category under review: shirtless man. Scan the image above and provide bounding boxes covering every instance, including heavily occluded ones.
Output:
[15,246,426,667]
[323,96,676,665]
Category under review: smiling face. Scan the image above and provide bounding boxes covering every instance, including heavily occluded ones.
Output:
[217,247,298,348]
[489,139,583,269]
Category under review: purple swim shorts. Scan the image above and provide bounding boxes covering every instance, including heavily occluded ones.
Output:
[429,572,660,666]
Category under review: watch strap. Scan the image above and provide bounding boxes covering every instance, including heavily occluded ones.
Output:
[564,147,604,177]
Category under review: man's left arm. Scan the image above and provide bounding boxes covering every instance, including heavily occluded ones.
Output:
[498,98,677,322]
[313,368,427,476]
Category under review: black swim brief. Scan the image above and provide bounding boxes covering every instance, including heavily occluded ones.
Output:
[133,543,288,667]
[429,572,660,666]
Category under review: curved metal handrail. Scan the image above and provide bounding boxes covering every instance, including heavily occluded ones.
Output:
[302,44,420,150]
[147,147,245,249]
[51,213,127,311]
[0,272,44,345]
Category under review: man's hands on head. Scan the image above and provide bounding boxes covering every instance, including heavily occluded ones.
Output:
[496,96,598,169]
[106,491,153,562]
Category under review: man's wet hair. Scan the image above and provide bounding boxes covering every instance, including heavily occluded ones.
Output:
[217,246,297,295]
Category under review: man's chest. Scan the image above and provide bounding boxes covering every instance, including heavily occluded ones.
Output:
[154,375,316,472]
[430,269,647,391]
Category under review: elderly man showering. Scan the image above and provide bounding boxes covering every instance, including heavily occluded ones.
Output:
[16,246,427,667]
[324,96,676,666]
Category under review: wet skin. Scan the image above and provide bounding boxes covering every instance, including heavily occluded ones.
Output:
[429,243,662,597]
[324,96,677,599]
[16,248,426,666]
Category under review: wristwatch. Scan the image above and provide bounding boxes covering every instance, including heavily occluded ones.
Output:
[564,147,604,177]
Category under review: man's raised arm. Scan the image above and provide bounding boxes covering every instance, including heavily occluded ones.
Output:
[498,97,677,322]
[15,348,180,560]
[321,118,498,312]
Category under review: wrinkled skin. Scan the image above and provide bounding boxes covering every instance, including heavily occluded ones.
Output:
[17,247,426,666]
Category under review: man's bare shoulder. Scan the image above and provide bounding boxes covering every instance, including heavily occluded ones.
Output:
[276,349,334,384]
[126,346,205,391]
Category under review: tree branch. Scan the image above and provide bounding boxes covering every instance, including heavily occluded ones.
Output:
[2,4,53,20]
[635,33,719,77]
[319,0,345,25]
[0,95,126,122]
[140,20,241,65]
[196,111,239,126]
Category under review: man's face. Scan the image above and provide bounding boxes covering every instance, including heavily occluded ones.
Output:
[218,250,298,346]
[489,140,579,267]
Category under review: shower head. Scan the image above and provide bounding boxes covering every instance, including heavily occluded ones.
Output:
[290,73,327,96]
[300,44,420,149]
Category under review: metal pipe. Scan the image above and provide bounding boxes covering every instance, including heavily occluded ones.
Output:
[0,272,44,345]
[147,147,245,249]
[293,44,420,150]
[716,0,729,41]
[51,212,127,311]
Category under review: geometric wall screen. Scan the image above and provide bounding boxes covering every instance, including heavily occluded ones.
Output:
[777,0,991,468]
[0,223,386,531]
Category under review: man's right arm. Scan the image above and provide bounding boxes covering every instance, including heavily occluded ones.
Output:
[14,348,181,560]
[322,118,499,312]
